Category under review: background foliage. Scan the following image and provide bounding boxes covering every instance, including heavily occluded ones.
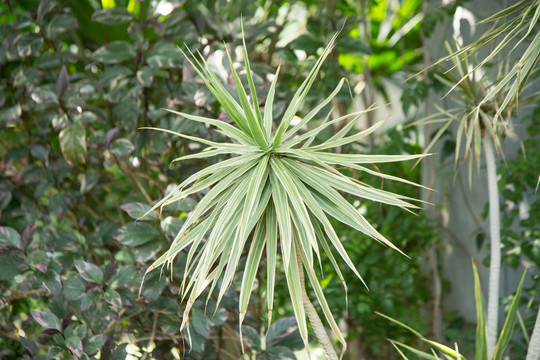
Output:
[0,0,512,359]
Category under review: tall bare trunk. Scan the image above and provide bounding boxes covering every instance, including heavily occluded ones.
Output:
[297,248,339,360]
[527,306,540,360]
[483,137,500,360]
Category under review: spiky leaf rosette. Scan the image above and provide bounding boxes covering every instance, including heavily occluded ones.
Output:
[412,40,538,179]
[142,33,425,350]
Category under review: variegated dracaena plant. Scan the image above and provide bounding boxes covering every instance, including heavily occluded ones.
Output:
[142,32,426,356]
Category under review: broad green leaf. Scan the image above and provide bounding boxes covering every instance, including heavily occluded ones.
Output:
[91,7,134,25]
[110,138,135,157]
[63,276,86,301]
[117,222,160,247]
[92,41,135,64]
[120,202,158,221]
[46,14,78,37]
[74,260,104,284]
[146,43,183,69]
[15,33,43,58]
[59,123,86,164]
[0,104,22,123]
[0,227,22,249]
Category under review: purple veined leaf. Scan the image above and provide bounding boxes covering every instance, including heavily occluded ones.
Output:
[104,288,122,308]
[74,260,103,284]
[66,335,83,358]
[28,250,49,273]
[85,334,107,356]
[56,65,70,99]
[41,328,62,335]
[31,311,61,331]
[62,312,74,331]
[21,222,36,248]
[0,246,22,256]
[19,336,37,355]
[106,128,119,145]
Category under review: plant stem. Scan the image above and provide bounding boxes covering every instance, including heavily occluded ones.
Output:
[296,248,339,360]
[527,306,540,360]
[483,137,500,360]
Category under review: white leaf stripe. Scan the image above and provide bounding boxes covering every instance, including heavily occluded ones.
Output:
[164,108,256,146]
[225,47,268,148]
[272,32,339,148]
[270,157,318,266]
[284,240,309,348]
[239,219,266,315]
[297,244,346,347]
[265,203,278,326]
[283,78,345,141]
[241,28,264,128]
[270,171,293,270]
[179,46,251,134]
[263,66,280,138]
[283,158,405,255]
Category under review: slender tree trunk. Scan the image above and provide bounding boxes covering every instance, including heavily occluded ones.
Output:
[527,306,540,360]
[297,249,339,360]
[420,0,443,342]
[483,137,501,360]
